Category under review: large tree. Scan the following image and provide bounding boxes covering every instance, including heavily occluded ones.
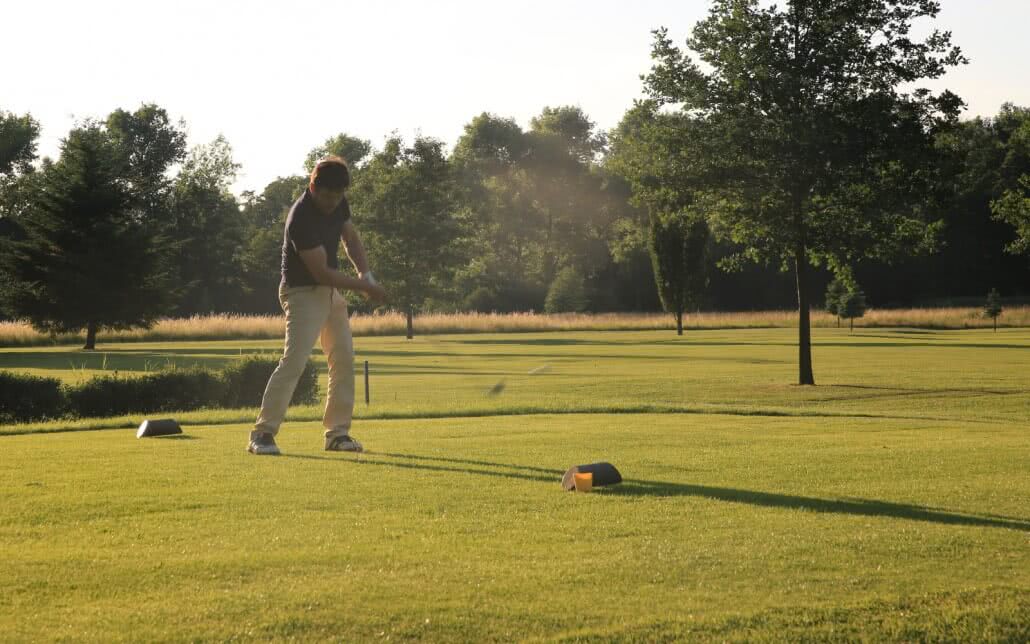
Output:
[168,135,247,315]
[989,106,1030,255]
[526,106,612,287]
[0,124,175,349]
[993,175,1030,255]
[451,109,633,312]
[0,108,41,231]
[452,113,546,310]
[0,109,40,176]
[530,105,606,164]
[349,136,467,337]
[608,103,713,318]
[643,0,965,384]
[901,104,1030,301]
[304,133,373,172]
[0,109,42,318]
[649,214,709,335]
[105,104,187,221]
[239,175,308,314]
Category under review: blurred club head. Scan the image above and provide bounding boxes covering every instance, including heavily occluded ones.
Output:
[528,365,551,375]
[487,379,506,396]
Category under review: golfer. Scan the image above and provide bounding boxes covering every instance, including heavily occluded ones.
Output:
[248,157,386,456]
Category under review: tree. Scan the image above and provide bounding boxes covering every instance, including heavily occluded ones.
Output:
[168,136,246,315]
[643,0,965,384]
[452,113,545,310]
[992,175,1030,255]
[987,106,1030,255]
[0,108,41,238]
[0,124,175,349]
[838,287,867,333]
[913,104,1030,301]
[983,288,1003,332]
[526,107,612,287]
[348,136,466,338]
[105,104,187,220]
[304,133,373,171]
[451,109,621,312]
[544,266,588,313]
[0,109,42,317]
[824,279,847,328]
[609,102,716,323]
[0,109,40,176]
[530,106,606,164]
[649,214,708,335]
[239,175,308,314]
[241,175,307,229]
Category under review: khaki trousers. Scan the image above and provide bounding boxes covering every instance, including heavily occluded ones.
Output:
[252,285,354,441]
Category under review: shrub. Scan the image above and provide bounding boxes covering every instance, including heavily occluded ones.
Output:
[7,357,320,421]
[825,279,847,327]
[66,368,226,419]
[0,370,65,423]
[220,356,319,408]
[839,289,868,332]
[544,267,589,314]
[984,288,1003,331]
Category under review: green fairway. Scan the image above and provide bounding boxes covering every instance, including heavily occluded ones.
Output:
[2,328,1029,641]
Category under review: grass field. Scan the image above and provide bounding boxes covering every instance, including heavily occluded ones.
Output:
[2,328,1029,641]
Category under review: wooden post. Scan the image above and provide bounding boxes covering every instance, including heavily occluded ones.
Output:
[364,360,370,405]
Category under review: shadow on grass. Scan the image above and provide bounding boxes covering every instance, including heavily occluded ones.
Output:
[283,451,1030,532]
[279,452,559,485]
[810,384,1025,403]
[609,480,1030,532]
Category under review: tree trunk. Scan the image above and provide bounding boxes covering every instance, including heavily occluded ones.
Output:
[84,321,98,351]
[850,317,854,333]
[676,310,683,336]
[406,306,414,340]
[994,316,997,332]
[795,249,815,385]
[836,315,840,328]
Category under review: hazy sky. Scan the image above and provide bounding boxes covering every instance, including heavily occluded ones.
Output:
[4,0,1028,195]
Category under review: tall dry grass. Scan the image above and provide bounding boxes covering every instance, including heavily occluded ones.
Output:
[1,307,1028,347]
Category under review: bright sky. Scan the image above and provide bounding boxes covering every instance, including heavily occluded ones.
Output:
[4,0,1028,195]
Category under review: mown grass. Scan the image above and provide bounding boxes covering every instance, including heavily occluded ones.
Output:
[3,327,1029,429]
[1,328,1028,641]
[2,306,1029,347]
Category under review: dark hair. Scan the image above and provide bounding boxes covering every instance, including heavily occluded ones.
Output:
[310,156,350,191]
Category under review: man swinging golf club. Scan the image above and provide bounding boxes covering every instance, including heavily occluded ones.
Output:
[248,156,387,456]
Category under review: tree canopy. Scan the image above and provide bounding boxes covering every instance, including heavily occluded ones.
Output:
[0,123,175,348]
[348,136,468,336]
[0,110,40,176]
[640,0,966,383]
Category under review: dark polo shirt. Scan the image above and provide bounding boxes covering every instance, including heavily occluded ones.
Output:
[280,189,351,287]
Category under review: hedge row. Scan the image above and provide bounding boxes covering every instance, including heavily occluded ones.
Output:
[0,371,65,424]
[0,357,319,424]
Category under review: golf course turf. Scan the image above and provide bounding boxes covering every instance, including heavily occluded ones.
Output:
[1,328,1028,641]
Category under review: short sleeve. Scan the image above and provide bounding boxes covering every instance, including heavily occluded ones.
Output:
[288,212,320,252]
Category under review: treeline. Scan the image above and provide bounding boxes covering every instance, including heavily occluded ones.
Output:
[0,100,1028,334]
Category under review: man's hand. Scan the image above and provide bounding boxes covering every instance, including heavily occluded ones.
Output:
[360,271,387,305]
[363,283,387,305]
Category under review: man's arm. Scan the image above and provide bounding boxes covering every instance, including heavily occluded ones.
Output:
[340,220,370,277]
[297,246,385,302]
